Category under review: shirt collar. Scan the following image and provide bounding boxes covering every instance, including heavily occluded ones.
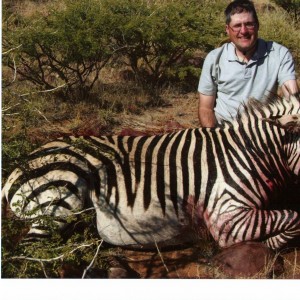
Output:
[227,39,274,62]
[251,39,274,61]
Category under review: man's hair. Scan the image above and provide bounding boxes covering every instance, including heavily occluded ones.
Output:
[225,0,259,27]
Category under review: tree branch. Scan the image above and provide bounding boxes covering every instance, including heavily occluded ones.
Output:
[6,240,101,263]
[2,44,23,55]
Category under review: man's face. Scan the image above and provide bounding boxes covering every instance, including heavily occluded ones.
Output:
[226,11,258,53]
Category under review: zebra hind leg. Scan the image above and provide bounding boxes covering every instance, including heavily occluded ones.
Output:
[8,178,88,247]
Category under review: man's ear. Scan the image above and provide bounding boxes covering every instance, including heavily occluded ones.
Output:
[225,25,230,36]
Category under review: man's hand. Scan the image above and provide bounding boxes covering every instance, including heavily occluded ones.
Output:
[281,79,299,98]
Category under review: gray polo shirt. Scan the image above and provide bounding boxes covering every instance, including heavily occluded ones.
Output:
[198,38,296,121]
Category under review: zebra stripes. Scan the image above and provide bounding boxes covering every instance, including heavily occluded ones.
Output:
[2,95,300,250]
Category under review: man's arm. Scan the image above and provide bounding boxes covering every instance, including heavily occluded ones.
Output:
[281,79,299,98]
[198,93,217,127]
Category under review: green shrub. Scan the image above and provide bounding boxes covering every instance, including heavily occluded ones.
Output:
[258,5,300,69]
[3,0,227,101]
[106,0,226,95]
[1,208,104,278]
[3,0,115,99]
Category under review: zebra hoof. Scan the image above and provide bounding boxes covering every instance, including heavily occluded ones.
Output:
[211,241,284,278]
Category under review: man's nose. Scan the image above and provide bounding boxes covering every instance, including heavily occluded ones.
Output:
[240,24,249,33]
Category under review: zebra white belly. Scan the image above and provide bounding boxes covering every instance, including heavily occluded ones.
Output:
[95,196,191,248]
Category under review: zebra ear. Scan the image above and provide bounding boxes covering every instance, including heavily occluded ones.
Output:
[267,114,300,133]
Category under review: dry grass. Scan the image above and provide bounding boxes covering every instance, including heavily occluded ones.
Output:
[5,0,63,18]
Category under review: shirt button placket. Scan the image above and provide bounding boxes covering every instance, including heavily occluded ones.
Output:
[244,66,252,79]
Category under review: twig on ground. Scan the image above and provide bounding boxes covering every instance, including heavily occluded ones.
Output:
[293,248,297,279]
[2,103,21,112]
[19,83,67,97]
[39,261,49,278]
[73,207,96,215]
[7,240,101,263]
[34,108,51,123]
[82,239,104,278]
[153,236,169,273]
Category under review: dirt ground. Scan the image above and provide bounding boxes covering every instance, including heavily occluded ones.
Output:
[115,92,199,136]
[118,246,300,279]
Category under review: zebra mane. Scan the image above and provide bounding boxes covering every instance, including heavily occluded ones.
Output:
[221,93,300,128]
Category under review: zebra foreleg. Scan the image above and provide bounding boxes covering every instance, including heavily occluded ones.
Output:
[209,208,300,250]
[256,209,300,250]
[265,228,300,249]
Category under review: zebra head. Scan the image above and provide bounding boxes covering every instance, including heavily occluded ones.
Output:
[274,114,300,134]
[237,94,300,121]
[236,95,300,179]
[271,113,300,178]
[264,95,300,179]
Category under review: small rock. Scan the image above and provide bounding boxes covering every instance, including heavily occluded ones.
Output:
[211,241,284,278]
[108,267,130,279]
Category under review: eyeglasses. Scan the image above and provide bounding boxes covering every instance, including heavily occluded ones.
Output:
[228,22,256,32]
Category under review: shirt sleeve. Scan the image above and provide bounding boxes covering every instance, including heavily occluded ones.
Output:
[198,51,218,96]
[278,48,296,86]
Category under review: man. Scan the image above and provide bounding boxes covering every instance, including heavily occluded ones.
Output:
[198,0,298,127]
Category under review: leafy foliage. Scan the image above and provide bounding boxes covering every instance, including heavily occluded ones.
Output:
[106,0,220,86]
[1,208,107,278]
[3,0,115,98]
[3,0,227,100]
[104,0,226,96]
